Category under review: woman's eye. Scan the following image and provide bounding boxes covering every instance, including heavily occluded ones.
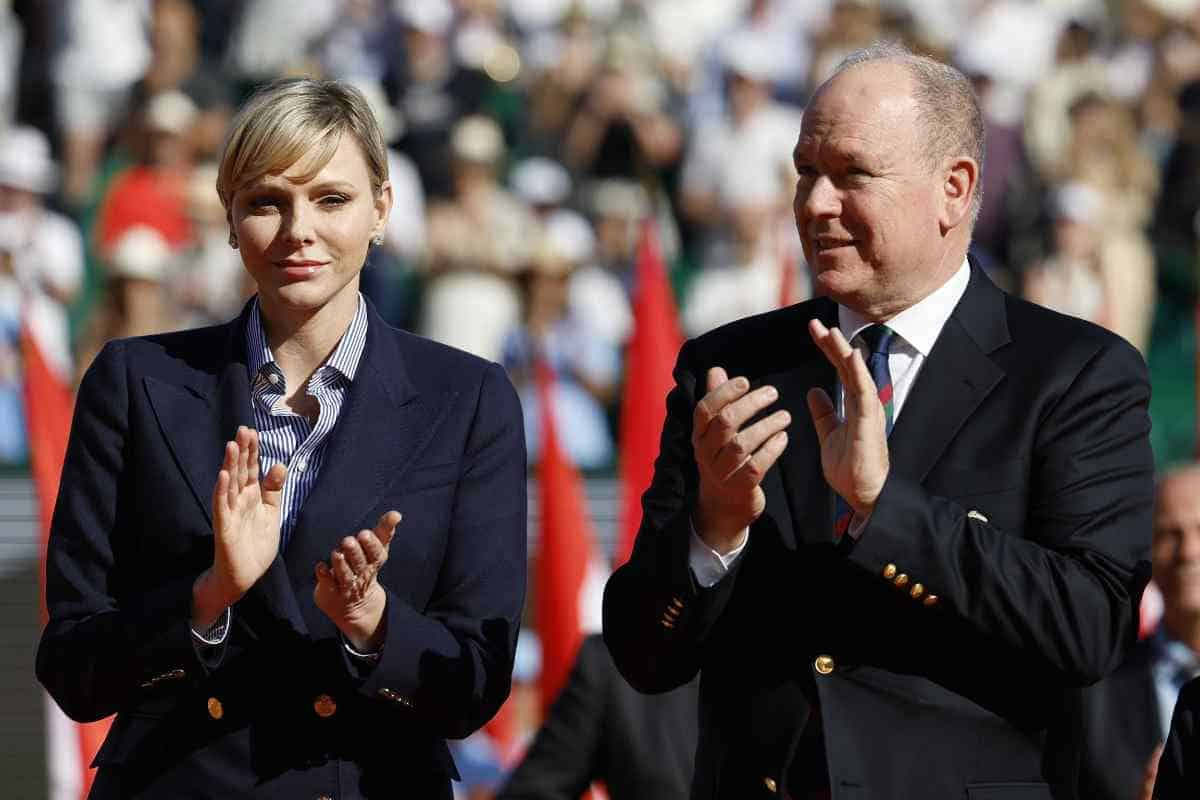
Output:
[320,195,349,207]
[248,196,279,210]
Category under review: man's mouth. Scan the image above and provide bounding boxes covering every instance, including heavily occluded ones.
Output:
[814,238,855,253]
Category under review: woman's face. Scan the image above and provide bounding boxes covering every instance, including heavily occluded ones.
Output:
[230,135,390,321]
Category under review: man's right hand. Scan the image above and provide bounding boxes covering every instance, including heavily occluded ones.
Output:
[191,426,287,630]
[692,366,791,554]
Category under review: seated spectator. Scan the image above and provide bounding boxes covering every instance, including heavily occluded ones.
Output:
[501,230,618,470]
[422,115,534,360]
[496,634,699,800]
[1081,465,1200,799]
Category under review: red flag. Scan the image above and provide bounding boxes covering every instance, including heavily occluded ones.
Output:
[22,323,112,799]
[615,221,683,567]
[534,360,603,711]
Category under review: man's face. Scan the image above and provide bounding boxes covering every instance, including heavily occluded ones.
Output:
[792,63,949,318]
[1153,468,1200,618]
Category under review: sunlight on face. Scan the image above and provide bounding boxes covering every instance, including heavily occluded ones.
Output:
[230,135,391,323]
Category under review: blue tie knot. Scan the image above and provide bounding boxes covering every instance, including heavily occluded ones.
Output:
[858,324,896,356]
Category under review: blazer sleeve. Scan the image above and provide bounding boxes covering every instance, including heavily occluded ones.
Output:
[495,636,608,800]
[847,335,1155,687]
[348,361,528,739]
[603,339,745,693]
[36,341,225,722]
[1154,676,1200,799]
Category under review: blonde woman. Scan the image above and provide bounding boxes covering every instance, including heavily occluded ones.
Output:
[37,78,526,799]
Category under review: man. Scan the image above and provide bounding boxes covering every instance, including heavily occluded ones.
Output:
[1081,465,1200,800]
[603,43,1154,799]
[497,634,698,799]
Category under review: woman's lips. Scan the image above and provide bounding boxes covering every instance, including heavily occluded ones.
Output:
[276,260,328,280]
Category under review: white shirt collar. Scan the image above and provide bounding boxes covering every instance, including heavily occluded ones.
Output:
[837,258,971,356]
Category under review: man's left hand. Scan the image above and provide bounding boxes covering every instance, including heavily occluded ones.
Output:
[806,319,890,515]
[314,510,402,652]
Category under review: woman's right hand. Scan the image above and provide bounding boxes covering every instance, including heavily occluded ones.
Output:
[192,426,287,629]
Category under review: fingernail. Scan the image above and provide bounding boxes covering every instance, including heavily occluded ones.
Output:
[734,378,748,390]
[764,386,778,399]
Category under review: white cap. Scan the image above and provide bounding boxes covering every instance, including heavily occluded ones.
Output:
[451,115,504,164]
[587,178,649,220]
[510,157,571,207]
[396,0,453,35]
[1053,182,1102,225]
[109,226,172,281]
[542,209,595,264]
[144,91,198,135]
[0,126,57,194]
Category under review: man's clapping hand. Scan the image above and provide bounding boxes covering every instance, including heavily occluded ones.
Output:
[692,366,791,554]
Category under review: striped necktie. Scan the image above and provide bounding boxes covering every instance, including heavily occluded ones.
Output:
[833,324,897,541]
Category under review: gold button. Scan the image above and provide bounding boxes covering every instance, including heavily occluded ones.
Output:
[313,694,337,718]
[909,583,924,599]
[763,776,778,793]
[893,573,909,588]
[814,654,835,675]
[206,696,224,720]
[923,594,940,607]
[882,563,897,579]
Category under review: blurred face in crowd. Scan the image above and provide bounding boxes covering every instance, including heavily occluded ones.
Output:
[1153,467,1200,621]
[229,135,391,321]
[793,62,957,318]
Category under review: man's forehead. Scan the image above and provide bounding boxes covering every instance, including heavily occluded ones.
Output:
[1156,469,1200,522]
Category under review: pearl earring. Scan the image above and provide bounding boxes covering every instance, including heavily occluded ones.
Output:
[371,233,384,247]
[228,232,238,249]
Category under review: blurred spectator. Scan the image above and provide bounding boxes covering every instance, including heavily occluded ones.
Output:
[502,228,618,470]
[0,125,84,461]
[74,225,175,381]
[169,162,251,327]
[807,0,886,90]
[389,0,492,198]
[497,634,699,800]
[682,173,797,337]
[678,28,799,233]
[422,114,533,360]
[0,126,84,376]
[53,0,152,208]
[0,1,20,129]
[314,0,401,83]
[1081,464,1200,799]
[225,0,338,84]
[95,89,198,254]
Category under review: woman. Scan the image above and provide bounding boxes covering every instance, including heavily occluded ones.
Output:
[36,78,527,799]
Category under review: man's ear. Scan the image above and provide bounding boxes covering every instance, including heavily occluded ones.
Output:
[940,156,978,232]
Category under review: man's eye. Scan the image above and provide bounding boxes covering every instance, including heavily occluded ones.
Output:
[795,166,817,178]
[320,195,349,207]
[248,196,279,210]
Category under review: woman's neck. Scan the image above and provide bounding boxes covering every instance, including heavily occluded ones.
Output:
[258,288,359,393]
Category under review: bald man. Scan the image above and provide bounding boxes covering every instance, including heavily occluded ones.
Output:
[603,43,1153,799]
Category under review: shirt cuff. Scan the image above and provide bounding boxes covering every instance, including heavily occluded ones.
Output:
[190,607,231,646]
[688,524,749,588]
[847,509,872,541]
[342,635,382,663]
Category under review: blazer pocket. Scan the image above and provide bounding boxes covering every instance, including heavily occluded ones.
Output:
[90,713,161,768]
[966,782,1054,800]
[401,462,460,493]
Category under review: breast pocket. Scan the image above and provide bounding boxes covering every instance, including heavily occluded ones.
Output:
[926,457,1028,499]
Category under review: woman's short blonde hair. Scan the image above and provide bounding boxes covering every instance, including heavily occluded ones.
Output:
[216,78,389,210]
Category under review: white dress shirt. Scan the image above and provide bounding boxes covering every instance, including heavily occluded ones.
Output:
[689,259,971,587]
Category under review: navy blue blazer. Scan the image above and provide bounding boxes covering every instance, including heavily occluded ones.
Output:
[36,299,527,799]
[604,265,1155,799]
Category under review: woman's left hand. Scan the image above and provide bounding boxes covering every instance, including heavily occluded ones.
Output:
[314,510,402,652]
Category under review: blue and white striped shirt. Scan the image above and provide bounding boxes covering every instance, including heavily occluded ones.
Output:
[246,294,369,548]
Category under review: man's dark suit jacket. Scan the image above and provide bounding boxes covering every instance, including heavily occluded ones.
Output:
[498,634,698,799]
[1077,637,1163,800]
[35,300,527,799]
[603,265,1155,800]
[1156,674,1200,797]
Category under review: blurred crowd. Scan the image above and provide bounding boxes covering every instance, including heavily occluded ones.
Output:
[7,0,1200,471]
[8,0,1200,796]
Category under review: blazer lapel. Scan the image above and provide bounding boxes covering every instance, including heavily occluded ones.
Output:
[886,264,1009,484]
[769,298,838,549]
[282,310,455,625]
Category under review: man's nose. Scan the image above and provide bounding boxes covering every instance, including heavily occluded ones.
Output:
[1180,527,1200,561]
[796,174,839,220]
